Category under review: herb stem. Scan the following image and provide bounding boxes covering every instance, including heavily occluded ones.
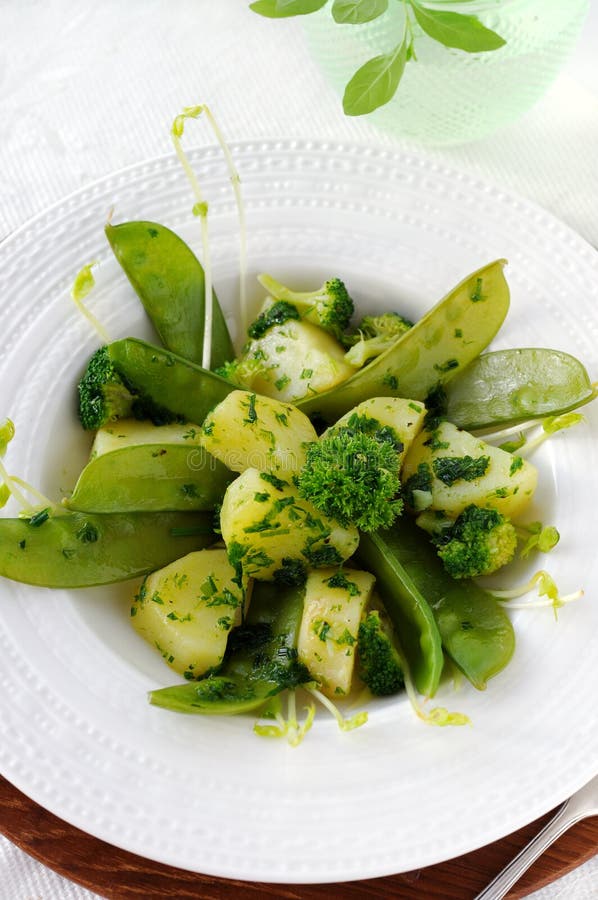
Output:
[171,109,214,371]
[0,459,35,514]
[201,105,248,340]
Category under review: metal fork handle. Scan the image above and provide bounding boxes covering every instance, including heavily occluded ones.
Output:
[474,798,590,900]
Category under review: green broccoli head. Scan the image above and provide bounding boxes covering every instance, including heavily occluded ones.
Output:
[430,504,518,579]
[357,610,405,696]
[297,423,403,532]
[78,346,136,431]
[343,312,413,368]
[257,274,354,340]
[358,313,414,340]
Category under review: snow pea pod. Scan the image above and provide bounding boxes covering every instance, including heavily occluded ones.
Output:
[298,259,510,423]
[444,348,597,433]
[107,338,234,424]
[0,511,215,587]
[364,518,515,691]
[148,580,307,715]
[357,532,444,698]
[65,445,233,513]
[106,221,234,369]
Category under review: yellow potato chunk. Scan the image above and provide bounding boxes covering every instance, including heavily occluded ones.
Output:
[328,396,427,467]
[131,548,248,679]
[220,468,359,581]
[402,420,538,519]
[92,419,201,458]
[246,319,357,402]
[297,568,375,698]
[201,390,317,476]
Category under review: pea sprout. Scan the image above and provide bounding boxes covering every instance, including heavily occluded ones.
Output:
[0,419,61,518]
[491,570,583,621]
[400,652,470,727]
[254,692,316,747]
[71,262,110,343]
[171,105,247,369]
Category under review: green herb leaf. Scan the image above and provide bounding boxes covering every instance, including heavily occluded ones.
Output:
[0,484,10,508]
[343,40,407,116]
[0,419,15,457]
[410,2,505,53]
[71,262,97,303]
[332,0,388,25]
[249,0,328,17]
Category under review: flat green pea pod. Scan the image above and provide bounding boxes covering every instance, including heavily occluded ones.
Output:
[444,348,597,433]
[299,259,509,423]
[106,221,235,369]
[149,580,308,715]
[65,421,233,513]
[357,532,444,698]
[107,338,234,424]
[0,511,215,587]
[366,517,515,691]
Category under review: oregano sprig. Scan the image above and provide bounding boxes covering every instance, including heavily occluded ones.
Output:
[250,0,506,115]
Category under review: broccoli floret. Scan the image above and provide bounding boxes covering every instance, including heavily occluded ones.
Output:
[297,425,403,532]
[344,312,413,368]
[357,610,405,696]
[78,346,136,431]
[257,274,354,340]
[419,504,518,579]
[358,313,414,340]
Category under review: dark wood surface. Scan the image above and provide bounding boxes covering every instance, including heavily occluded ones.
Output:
[1,777,596,899]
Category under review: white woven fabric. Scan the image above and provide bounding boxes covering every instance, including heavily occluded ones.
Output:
[0,833,100,900]
[0,0,596,897]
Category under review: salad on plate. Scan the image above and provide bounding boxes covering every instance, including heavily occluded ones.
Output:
[0,108,595,746]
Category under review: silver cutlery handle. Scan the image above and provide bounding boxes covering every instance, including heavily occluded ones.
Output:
[474,799,583,900]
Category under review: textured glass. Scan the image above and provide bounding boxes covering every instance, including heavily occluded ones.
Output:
[304,0,589,145]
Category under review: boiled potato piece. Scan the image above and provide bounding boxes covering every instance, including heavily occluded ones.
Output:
[201,390,317,476]
[92,419,202,458]
[220,468,359,581]
[298,568,375,698]
[131,548,249,680]
[246,319,356,403]
[402,420,537,519]
[328,397,427,466]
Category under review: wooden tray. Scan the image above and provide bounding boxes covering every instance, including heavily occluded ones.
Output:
[1,776,596,899]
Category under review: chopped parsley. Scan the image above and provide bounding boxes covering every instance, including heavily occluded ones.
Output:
[434,359,459,374]
[325,572,360,596]
[29,508,50,527]
[260,472,288,491]
[247,300,300,339]
[403,462,433,507]
[244,393,258,425]
[432,455,490,486]
[274,374,291,391]
[76,521,98,543]
[509,456,524,476]
[470,277,485,302]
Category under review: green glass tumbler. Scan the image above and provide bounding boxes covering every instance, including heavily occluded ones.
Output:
[303,0,589,145]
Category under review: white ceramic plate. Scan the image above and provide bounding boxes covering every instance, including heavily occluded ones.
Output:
[1,140,597,884]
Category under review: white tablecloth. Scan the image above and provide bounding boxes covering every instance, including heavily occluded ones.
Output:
[1,1,597,897]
